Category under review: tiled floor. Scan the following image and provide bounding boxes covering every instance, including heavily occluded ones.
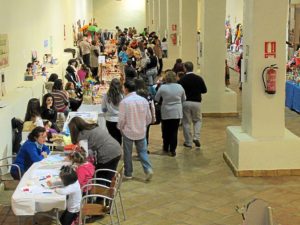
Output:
[1,71,300,224]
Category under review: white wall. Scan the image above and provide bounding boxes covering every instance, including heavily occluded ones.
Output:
[0,0,93,93]
[93,0,146,33]
[0,0,92,160]
[226,0,243,27]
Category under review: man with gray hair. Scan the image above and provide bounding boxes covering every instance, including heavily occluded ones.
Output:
[178,61,207,148]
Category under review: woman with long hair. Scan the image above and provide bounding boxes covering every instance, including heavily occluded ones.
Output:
[145,47,158,96]
[52,79,70,116]
[24,98,43,128]
[41,93,60,132]
[68,117,122,183]
[102,78,124,144]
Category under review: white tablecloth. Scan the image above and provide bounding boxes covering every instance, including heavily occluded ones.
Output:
[78,104,104,115]
[11,156,68,215]
[77,104,107,131]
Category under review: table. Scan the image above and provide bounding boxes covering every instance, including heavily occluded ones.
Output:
[78,104,104,115]
[285,81,300,112]
[11,155,67,218]
[78,104,107,131]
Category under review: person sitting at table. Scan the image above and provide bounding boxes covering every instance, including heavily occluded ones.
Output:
[102,78,124,145]
[45,73,59,93]
[41,93,60,132]
[55,165,81,225]
[23,98,44,131]
[69,146,95,194]
[65,59,80,87]
[52,79,70,116]
[10,127,50,179]
[65,82,83,112]
[68,117,122,185]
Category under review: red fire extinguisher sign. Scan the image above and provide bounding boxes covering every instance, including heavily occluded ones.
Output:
[264,41,276,58]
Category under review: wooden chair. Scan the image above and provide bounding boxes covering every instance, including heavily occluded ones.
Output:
[93,165,126,220]
[80,182,120,225]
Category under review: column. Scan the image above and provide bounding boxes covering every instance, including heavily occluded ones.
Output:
[165,0,181,68]
[181,0,198,67]
[226,0,300,176]
[200,0,237,114]
[159,0,168,39]
[146,0,155,32]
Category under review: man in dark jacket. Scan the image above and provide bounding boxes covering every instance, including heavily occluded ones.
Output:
[178,61,207,148]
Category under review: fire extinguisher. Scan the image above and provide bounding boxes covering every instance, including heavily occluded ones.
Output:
[262,64,278,94]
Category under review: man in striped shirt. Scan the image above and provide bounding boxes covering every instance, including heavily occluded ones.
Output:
[117,80,153,181]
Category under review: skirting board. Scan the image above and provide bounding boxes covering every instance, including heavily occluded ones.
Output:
[203,112,239,117]
[223,152,300,177]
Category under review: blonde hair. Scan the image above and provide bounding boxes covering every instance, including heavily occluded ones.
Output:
[165,71,177,83]
[70,146,87,164]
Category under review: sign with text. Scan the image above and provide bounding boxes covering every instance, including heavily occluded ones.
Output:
[98,56,106,64]
[264,41,276,58]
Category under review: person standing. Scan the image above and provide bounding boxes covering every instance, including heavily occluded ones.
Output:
[68,117,122,183]
[117,80,153,181]
[153,37,163,75]
[79,35,91,67]
[102,78,124,145]
[178,61,207,148]
[155,71,186,156]
[90,40,100,78]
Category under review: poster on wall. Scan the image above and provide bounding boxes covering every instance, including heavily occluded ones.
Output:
[0,34,9,69]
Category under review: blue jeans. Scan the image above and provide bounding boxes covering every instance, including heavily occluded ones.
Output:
[122,135,153,177]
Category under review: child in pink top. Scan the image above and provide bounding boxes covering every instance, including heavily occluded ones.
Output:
[77,64,89,84]
[70,147,95,193]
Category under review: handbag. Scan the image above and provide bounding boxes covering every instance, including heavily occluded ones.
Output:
[152,102,161,125]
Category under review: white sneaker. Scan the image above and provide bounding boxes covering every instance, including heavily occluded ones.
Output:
[124,175,133,180]
[145,171,153,182]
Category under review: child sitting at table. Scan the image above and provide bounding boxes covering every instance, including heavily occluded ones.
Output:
[55,165,82,225]
[69,146,95,194]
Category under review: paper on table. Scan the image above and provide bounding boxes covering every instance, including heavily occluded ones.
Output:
[30,169,59,179]
[43,155,65,163]
[20,185,48,194]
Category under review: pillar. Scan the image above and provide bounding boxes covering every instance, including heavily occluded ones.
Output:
[181,0,198,67]
[159,0,168,39]
[200,0,237,114]
[226,0,300,176]
[166,0,181,66]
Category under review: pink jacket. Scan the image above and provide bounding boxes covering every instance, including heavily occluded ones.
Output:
[76,162,95,191]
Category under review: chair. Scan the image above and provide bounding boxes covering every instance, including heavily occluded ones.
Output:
[94,165,126,220]
[80,182,120,225]
[0,155,21,215]
[0,155,21,190]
